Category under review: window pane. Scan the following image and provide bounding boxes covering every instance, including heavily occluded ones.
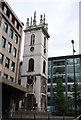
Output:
[3,22,8,33]
[0,71,1,76]
[10,77,13,82]
[0,53,3,64]
[8,42,12,53]
[13,47,17,57]
[4,73,8,79]
[2,36,6,48]
[5,57,10,68]
[11,61,15,72]
[14,34,18,44]
[9,28,13,39]
[0,16,2,26]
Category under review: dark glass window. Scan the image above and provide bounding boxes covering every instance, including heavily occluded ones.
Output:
[43,60,46,74]
[53,60,65,66]
[28,59,34,72]
[9,28,13,39]
[44,37,46,48]
[17,22,19,30]
[48,88,50,92]
[31,34,35,45]
[12,15,15,24]
[10,77,13,82]
[11,61,15,72]
[14,34,18,44]
[13,47,17,57]
[0,16,2,26]
[0,71,1,76]
[6,8,10,18]
[4,73,8,79]
[0,53,4,64]
[5,57,10,68]
[53,67,65,74]
[48,78,51,83]
[3,22,8,33]
[2,36,6,48]
[8,42,12,53]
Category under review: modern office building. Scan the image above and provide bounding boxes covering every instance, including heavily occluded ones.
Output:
[47,54,81,107]
[21,12,50,111]
[0,0,26,118]
[0,0,23,83]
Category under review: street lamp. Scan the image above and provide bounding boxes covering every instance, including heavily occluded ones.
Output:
[71,40,77,118]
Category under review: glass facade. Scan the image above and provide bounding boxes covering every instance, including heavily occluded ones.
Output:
[47,55,81,106]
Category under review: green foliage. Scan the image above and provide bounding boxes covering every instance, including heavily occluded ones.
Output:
[71,83,81,110]
[53,77,66,113]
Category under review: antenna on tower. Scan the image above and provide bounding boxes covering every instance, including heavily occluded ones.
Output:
[40,14,43,24]
[30,17,32,26]
[43,13,45,24]
[26,18,29,28]
[33,11,36,26]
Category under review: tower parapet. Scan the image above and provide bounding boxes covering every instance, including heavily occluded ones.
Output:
[25,11,49,38]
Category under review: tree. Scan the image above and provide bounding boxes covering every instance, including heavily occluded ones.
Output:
[54,77,66,114]
[71,83,81,112]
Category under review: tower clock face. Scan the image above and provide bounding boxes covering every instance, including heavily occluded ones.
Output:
[30,47,34,52]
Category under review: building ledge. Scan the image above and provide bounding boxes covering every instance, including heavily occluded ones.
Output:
[0,77,27,93]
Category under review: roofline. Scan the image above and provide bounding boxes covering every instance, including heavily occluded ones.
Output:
[48,54,81,60]
[1,0,24,27]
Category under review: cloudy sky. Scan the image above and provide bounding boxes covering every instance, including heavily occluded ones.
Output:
[6,0,81,59]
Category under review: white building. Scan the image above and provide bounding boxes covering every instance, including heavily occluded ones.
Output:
[21,12,50,111]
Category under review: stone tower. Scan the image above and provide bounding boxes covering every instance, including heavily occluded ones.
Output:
[21,12,50,111]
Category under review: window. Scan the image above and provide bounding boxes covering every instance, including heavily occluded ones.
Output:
[6,8,10,18]
[28,59,34,72]
[9,28,13,39]
[10,77,13,82]
[0,53,4,64]
[0,71,1,76]
[0,16,2,26]
[30,34,35,45]
[44,37,46,48]
[3,22,8,33]
[5,57,10,68]
[11,61,15,72]
[4,73,8,79]
[2,36,6,48]
[14,34,18,44]
[8,42,12,53]
[12,15,15,24]
[48,88,50,92]
[43,60,46,74]
[13,47,17,57]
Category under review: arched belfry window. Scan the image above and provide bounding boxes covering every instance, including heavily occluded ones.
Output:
[43,60,46,74]
[28,58,34,72]
[30,34,35,45]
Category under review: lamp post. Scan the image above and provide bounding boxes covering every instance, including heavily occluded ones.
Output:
[71,40,76,118]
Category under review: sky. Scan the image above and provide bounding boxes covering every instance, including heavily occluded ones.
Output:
[6,0,81,60]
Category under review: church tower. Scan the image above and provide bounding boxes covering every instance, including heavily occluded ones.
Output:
[21,12,50,111]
